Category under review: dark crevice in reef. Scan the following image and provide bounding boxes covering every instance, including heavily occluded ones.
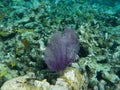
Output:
[79,44,89,57]
[116,70,120,78]
[36,69,60,85]
[96,71,103,81]
[97,59,108,64]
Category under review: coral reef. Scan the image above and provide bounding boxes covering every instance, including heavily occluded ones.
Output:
[0,0,120,90]
[1,68,86,90]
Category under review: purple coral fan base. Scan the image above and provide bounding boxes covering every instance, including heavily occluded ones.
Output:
[44,28,80,71]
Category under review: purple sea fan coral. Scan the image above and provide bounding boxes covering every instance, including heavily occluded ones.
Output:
[44,28,80,71]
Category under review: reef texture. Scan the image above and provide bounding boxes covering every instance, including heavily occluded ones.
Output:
[0,0,120,90]
[1,68,86,90]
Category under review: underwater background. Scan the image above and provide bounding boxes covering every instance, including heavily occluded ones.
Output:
[0,0,120,90]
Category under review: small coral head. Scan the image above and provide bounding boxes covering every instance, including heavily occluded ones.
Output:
[44,28,80,71]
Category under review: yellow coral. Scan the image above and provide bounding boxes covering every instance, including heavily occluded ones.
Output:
[10,60,16,68]
[15,29,34,34]
[0,69,8,78]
